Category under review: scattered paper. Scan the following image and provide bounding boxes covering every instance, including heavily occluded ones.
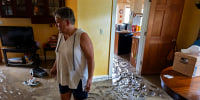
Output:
[181,45,200,54]
[22,77,40,86]
[163,75,174,79]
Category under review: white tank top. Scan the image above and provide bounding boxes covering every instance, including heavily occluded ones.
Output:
[55,29,88,90]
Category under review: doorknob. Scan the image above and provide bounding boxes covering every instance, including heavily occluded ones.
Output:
[171,39,177,48]
[172,39,176,43]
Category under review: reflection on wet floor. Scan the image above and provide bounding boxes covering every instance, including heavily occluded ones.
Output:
[0,70,24,100]
[0,55,172,100]
[88,55,172,100]
[0,67,60,100]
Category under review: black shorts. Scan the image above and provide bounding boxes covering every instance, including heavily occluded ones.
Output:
[59,80,88,99]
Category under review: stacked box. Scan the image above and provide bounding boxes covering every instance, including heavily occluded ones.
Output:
[172,52,200,77]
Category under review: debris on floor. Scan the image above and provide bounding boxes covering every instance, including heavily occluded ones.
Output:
[22,77,40,86]
[30,67,48,78]
[87,55,172,100]
[0,55,173,100]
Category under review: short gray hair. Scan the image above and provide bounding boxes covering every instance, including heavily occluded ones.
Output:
[54,7,75,25]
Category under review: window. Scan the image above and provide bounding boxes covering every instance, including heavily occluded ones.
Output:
[124,6,130,23]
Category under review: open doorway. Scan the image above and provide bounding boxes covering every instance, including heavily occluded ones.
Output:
[109,0,151,77]
[114,0,144,67]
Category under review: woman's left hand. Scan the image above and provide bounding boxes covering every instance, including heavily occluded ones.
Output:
[84,78,92,92]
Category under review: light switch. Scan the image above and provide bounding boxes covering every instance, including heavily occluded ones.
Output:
[100,28,103,34]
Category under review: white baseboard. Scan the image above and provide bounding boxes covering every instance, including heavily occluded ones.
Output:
[92,75,110,82]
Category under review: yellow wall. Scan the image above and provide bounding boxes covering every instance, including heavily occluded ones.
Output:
[78,0,113,76]
[66,0,78,27]
[0,0,113,77]
[0,0,78,59]
[0,18,58,58]
[177,0,200,51]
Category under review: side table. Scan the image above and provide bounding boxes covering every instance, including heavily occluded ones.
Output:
[43,47,56,63]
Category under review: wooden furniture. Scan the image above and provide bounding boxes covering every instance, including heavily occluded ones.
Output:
[2,48,39,67]
[160,67,200,100]
[114,32,119,54]
[0,0,31,18]
[114,31,139,55]
[141,0,185,74]
[0,47,2,62]
[130,36,140,67]
[0,0,65,24]
[43,47,56,63]
[31,0,65,24]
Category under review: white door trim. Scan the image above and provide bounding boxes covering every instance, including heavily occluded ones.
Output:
[109,0,151,77]
[136,0,151,74]
[108,0,118,78]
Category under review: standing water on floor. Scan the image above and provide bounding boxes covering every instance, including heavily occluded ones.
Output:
[0,68,60,100]
[88,55,172,100]
[0,55,172,100]
[0,70,23,99]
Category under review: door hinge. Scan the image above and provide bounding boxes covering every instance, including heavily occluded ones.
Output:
[140,61,143,65]
[144,32,147,36]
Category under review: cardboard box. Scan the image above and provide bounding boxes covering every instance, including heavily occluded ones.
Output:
[172,52,200,77]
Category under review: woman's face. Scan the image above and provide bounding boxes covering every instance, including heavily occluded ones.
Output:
[55,16,67,33]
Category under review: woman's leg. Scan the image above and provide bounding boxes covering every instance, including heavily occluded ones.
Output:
[73,80,88,100]
[60,91,72,100]
[59,84,72,100]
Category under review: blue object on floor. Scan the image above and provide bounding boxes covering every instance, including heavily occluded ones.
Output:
[30,67,48,78]
[192,39,200,46]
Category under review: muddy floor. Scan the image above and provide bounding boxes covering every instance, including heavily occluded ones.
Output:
[0,55,172,100]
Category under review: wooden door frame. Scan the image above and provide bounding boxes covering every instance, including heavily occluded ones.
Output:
[108,0,151,77]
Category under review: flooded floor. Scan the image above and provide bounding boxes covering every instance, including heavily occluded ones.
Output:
[0,55,172,100]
